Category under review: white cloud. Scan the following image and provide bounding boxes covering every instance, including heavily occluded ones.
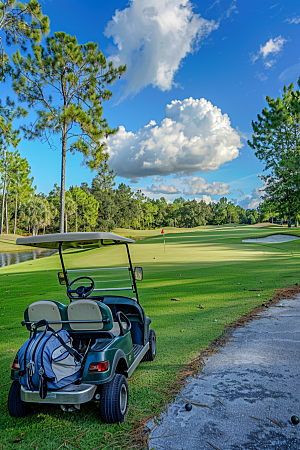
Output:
[183,176,230,196]
[279,62,300,82]
[285,16,300,24]
[194,195,213,204]
[251,36,287,69]
[106,97,242,180]
[104,0,218,98]
[238,186,263,210]
[153,176,164,182]
[146,183,180,194]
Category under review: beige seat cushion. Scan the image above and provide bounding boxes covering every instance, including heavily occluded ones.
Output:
[28,301,62,331]
[67,300,113,331]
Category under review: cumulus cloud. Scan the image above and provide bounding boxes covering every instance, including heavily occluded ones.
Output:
[194,195,213,204]
[106,97,242,180]
[146,183,180,194]
[251,36,287,68]
[153,176,164,182]
[183,176,230,195]
[238,186,263,210]
[104,0,218,97]
[285,16,300,24]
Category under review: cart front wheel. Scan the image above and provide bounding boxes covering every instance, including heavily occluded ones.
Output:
[100,374,128,424]
[8,381,32,418]
[142,329,156,362]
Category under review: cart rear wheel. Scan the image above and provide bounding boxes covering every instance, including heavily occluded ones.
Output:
[8,381,32,418]
[142,329,156,362]
[100,374,128,424]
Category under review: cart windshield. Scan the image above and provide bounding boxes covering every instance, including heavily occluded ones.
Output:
[66,266,136,297]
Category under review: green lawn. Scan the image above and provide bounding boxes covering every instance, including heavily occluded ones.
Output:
[0,234,30,252]
[1,225,300,449]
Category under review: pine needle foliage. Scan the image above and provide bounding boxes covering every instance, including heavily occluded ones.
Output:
[0,0,49,77]
[248,78,300,222]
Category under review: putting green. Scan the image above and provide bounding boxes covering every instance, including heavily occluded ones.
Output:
[1,225,300,449]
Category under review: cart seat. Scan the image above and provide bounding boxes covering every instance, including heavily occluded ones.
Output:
[67,300,113,332]
[25,300,67,331]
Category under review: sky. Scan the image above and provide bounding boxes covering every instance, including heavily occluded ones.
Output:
[1,0,300,209]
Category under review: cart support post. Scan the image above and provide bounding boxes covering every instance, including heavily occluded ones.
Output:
[125,243,139,304]
[58,243,69,287]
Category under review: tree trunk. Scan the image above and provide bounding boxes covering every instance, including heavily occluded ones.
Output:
[75,205,78,232]
[1,170,7,234]
[5,193,8,234]
[65,213,68,233]
[14,192,18,235]
[60,131,67,233]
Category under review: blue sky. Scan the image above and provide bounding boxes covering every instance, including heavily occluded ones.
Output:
[2,0,300,209]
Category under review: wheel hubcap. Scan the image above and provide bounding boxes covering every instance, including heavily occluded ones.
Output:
[120,384,128,415]
[152,335,156,356]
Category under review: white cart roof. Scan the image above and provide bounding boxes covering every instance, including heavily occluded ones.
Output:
[16,232,135,249]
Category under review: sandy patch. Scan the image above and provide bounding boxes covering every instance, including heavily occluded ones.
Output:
[242,234,300,243]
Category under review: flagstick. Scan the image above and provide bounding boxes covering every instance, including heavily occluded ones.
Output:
[164,238,165,253]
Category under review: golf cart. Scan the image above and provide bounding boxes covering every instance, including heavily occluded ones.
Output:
[9,232,156,423]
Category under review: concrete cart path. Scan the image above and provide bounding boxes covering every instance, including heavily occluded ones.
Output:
[149,296,300,450]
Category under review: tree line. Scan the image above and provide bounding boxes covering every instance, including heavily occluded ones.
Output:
[1,160,259,235]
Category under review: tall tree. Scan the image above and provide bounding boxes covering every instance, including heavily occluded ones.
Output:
[12,32,126,232]
[248,79,300,224]
[64,191,75,233]
[10,152,34,234]
[0,99,27,233]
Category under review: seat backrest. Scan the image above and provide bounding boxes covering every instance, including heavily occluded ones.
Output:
[25,300,67,331]
[67,300,113,331]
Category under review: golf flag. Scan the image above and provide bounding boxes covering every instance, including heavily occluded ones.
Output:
[161,228,164,235]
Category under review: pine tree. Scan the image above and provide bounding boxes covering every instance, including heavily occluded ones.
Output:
[0,99,27,233]
[12,32,126,232]
[248,79,300,224]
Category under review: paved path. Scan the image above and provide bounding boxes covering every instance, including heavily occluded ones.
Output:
[149,296,300,450]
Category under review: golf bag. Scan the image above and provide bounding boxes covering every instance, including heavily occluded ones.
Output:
[18,320,83,399]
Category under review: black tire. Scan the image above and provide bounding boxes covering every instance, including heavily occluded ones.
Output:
[8,381,32,418]
[100,374,128,424]
[142,329,156,362]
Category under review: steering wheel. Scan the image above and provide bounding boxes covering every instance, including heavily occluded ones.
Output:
[67,276,95,299]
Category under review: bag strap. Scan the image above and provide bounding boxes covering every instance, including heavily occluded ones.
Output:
[52,331,83,363]
[27,326,49,390]
[32,319,49,338]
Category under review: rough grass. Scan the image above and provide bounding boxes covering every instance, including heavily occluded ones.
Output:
[1,225,300,449]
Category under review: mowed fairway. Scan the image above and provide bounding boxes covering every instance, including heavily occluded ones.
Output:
[1,225,300,449]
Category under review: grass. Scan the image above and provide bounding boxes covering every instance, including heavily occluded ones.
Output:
[1,224,300,449]
[0,234,30,252]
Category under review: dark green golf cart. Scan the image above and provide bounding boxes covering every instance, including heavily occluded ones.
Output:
[9,232,156,423]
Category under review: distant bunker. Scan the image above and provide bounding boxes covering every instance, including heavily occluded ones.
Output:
[242,234,300,244]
